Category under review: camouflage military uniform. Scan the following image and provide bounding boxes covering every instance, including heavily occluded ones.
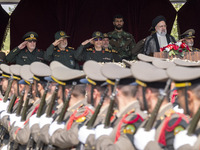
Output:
[107,30,136,60]
[6,47,44,65]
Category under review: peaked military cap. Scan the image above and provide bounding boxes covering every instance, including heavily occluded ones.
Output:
[152,59,176,69]
[137,53,164,62]
[152,15,166,29]
[23,31,38,41]
[20,65,33,83]
[131,61,168,88]
[30,62,51,81]
[173,59,200,67]
[0,64,11,78]
[55,31,70,40]
[50,61,67,70]
[167,66,200,87]
[180,29,195,39]
[92,31,103,38]
[82,60,106,85]
[103,33,109,39]
[10,65,22,80]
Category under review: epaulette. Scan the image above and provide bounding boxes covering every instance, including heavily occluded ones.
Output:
[37,49,41,52]
[105,48,111,53]
[112,49,118,53]
[86,48,93,51]
[68,47,74,50]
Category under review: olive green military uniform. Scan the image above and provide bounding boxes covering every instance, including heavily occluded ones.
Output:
[44,44,79,69]
[107,30,136,60]
[75,45,117,62]
[96,101,147,150]
[6,32,44,65]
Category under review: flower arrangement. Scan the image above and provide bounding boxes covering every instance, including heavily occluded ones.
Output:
[160,42,190,57]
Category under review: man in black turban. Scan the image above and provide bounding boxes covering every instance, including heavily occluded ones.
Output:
[143,15,176,56]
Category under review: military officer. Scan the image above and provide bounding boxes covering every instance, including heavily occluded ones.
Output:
[180,29,200,51]
[107,14,136,60]
[102,33,121,62]
[6,32,44,65]
[75,31,118,62]
[44,31,79,69]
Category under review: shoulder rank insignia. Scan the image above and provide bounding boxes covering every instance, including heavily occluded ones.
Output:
[105,48,111,53]
[174,125,184,135]
[87,48,93,51]
[68,47,74,50]
[123,124,136,135]
[112,49,118,53]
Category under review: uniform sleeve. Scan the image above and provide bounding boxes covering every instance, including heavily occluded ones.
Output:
[144,141,162,150]
[44,44,55,62]
[131,38,146,59]
[6,47,21,63]
[143,36,153,55]
[30,124,40,143]
[84,134,96,149]
[39,124,51,144]
[96,134,136,150]
[74,45,87,61]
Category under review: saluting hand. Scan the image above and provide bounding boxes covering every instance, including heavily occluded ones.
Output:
[81,38,94,46]
[18,41,28,50]
[52,38,64,46]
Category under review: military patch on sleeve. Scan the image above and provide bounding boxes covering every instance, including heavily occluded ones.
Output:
[76,116,86,123]
[123,124,136,135]
[174,125,184,135]
[112,49,118,53]
[68,47,74,50]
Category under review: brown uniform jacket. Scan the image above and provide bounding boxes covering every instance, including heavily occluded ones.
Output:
[96,101,147,150]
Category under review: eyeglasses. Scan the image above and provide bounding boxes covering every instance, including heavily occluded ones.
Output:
[28,40,36,43]
[94,37,102,41]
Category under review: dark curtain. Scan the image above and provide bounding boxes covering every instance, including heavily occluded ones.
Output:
[0,5,9,49]
[10,0,60,50]
[177,0,200,48]
[10,0,177,50]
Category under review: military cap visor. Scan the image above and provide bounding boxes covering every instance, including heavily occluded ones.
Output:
[180,29,195,39]
[137,54,165,62]
[23,32,38,41]
[55,31,70,40]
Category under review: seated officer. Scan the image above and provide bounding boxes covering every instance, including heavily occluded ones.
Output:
[75,31,118,62]
[180,29,200,51]
[44,31,79,69]
[6,32,44,65]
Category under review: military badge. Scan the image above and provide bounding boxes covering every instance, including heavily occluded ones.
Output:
[123,124,136,135]
[30,34,34,38]
[189,32,192,36]
[60,31,65,36]
[76,116,86,123]
[96,32,100,36]
[174,125,184,135]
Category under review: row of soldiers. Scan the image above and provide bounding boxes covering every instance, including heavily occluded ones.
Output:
[0,53,200,149]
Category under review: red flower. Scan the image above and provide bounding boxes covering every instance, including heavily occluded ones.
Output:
[178,49,183,53]
[180,43,187,49]
[173,45,179,50]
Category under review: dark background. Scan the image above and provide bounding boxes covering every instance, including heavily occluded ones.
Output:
[0,0,199,51]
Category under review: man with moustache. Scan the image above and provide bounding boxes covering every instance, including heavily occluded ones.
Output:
[179,29,200,51]
[44,31,79,69]
[143,15,176,56]
[108,14,136,60]
[6,32,44,65]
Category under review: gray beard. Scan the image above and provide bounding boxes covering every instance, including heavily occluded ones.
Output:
[157,31,167,36]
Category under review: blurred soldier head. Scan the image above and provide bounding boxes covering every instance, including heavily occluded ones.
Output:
[152,16,167,36]
[113,14,124,30]
[55,31,70,49]
[92,31,103,50]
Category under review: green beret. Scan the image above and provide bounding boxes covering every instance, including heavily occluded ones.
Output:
[23,31,38,41]
[55,31,70,40]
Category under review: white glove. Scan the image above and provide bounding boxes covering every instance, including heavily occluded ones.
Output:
[95,124,113,140]
[78,125,95,144]
[173,105,184,114]
[0,111,9,119]
[134,128,156,150]
[48,121,65,136]
[0,101,9,111]
[1,144,8,150]
[174,130,197,149]
[39,114,53,128]
[14,120,25,128]
[9,114,21,126]
[29,114,40,128]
